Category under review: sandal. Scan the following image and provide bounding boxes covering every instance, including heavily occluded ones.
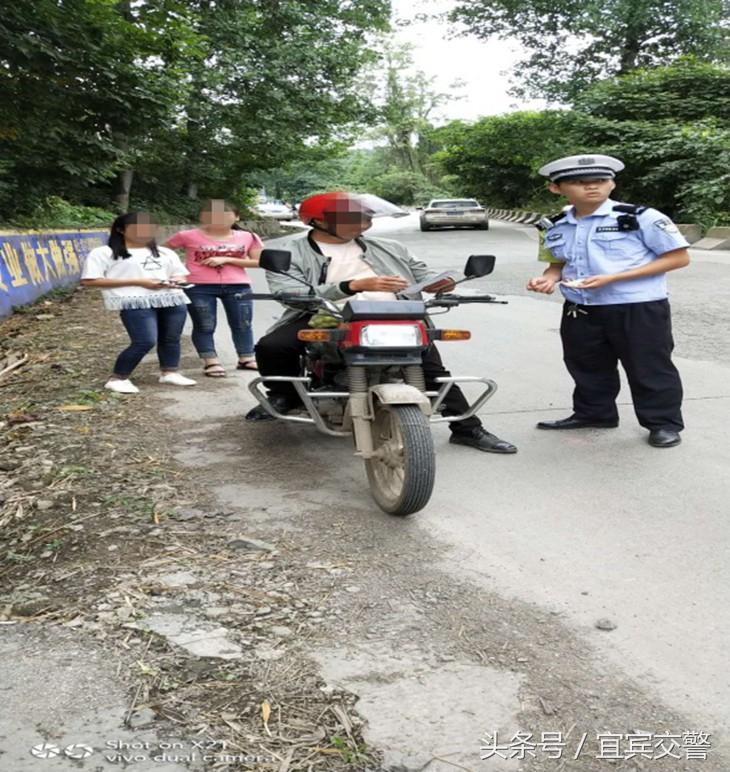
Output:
[203,363,226,377]
[236,360,258,371]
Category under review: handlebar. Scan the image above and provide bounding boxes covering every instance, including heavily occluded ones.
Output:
[427,294,508,306]
[248,292,319,303]
[245,292,508,307]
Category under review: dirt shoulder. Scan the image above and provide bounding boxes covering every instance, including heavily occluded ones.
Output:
[0,289,377,771]
[1,288,727,772]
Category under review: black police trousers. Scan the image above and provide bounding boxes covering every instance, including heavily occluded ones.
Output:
[254,316,481,433]
[560,299,684,431]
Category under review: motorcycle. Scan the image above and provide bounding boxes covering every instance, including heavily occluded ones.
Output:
[246,249,506,516]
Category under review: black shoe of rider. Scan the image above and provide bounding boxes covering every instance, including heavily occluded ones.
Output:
[449,427,517,454]
[245,394,299,422]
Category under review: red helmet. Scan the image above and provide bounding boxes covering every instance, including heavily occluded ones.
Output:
[298,192,406,223]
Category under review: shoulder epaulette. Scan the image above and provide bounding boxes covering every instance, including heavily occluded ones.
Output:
[535,211,567,232]
[612,204,647,215]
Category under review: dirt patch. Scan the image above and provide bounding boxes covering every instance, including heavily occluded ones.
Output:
[1,288,727,772]
[0,289,380,770]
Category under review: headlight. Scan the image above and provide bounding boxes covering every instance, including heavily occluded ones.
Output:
[359,324,423,347]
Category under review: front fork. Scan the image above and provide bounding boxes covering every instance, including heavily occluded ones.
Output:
[347,365,427,458]
[347,366,374,457]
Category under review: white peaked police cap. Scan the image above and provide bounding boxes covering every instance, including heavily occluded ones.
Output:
[538,154,625,182]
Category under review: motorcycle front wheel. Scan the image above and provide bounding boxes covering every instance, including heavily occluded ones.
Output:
[365,404,436,516]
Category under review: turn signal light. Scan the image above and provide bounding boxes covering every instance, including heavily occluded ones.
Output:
[432,329,471,341]
[298,329,336,342]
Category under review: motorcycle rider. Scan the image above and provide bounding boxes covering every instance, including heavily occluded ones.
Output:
[245,192,517,454]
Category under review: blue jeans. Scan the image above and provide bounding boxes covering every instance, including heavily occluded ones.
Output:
[114,305,188,377]
[184,284,254,358]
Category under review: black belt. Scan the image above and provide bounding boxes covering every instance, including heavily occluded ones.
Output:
[564,299,667,318]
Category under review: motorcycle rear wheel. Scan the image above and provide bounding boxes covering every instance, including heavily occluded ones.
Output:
[365,404,436,516]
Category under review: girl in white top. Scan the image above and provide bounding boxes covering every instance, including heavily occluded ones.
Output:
[81,212,197,394]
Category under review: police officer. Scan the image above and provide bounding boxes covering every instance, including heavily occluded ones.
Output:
[527,154,690,447]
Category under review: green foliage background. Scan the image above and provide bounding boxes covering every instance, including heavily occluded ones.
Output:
[0,0,390,227]
[1,0,728,229]
[429,61,730,227]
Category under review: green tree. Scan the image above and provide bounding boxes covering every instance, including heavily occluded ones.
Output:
[368,169,449,205]
[251,144,364,203]
[428,112,574,208]
[0,0,200,217]
[449,0,730,100]
[143,0,391,207]
[251,38,464,207]
[428,60,730,226]
[571,62,730,225]
[366,41,464,174]
[570,114,730,226]
[574,59,730,122]
[0,0,391,223]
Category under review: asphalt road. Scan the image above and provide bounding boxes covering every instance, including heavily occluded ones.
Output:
[181,214,730,766]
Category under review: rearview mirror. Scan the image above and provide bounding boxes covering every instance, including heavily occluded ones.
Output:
[464,254,495,278]
[259,249,292,274]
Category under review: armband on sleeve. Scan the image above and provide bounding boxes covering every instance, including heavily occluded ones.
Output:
[537,231,563,263]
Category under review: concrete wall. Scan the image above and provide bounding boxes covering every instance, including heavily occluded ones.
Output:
[0,220,287,318]
[692,227,730,250]
[0,229,107,318]
[676,224,703,244]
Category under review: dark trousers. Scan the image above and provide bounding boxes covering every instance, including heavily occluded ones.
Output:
[115,305,188,377]
[560,299,683,431]
[255,317,481,433]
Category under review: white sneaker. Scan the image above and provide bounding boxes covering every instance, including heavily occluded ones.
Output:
[159,372,197,387]
[105,379,139,394]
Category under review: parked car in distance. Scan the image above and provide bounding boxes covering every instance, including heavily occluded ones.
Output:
[419,198,489,231]
[254,202,296,221]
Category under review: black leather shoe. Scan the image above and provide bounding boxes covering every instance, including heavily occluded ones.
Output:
[648,429,682,448]
[536,415,618,430]
[449,428,517,454]
[245,394,299,421]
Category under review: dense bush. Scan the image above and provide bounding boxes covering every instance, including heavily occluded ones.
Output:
[7,197,118,230]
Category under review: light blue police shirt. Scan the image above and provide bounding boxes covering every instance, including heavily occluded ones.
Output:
[544,198,689,305]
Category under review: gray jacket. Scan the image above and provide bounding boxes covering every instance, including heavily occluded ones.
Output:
[264,232,440,332]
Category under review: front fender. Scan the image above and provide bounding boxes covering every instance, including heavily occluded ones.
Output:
[368,384,432,416]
